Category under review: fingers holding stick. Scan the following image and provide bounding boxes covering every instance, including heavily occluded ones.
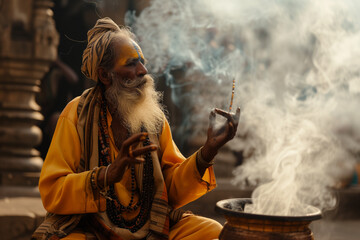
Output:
[214,107,241,137]
[214,108,240,126]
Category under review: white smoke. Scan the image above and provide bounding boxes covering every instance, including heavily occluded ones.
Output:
[130,0,360,215]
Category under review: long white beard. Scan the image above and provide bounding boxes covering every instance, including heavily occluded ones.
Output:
[105,75,165,134]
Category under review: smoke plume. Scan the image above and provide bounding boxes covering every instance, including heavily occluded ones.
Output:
[130,0,360,215]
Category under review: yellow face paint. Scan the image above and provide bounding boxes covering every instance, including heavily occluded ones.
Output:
[115,39,145,67]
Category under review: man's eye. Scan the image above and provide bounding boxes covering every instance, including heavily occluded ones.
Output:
[126,61,136,66]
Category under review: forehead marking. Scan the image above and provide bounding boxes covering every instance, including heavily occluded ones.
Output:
[131,42,142,60]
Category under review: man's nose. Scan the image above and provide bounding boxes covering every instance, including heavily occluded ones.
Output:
[136,62,148,77]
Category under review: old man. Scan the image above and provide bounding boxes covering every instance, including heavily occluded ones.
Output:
[33,17,240,240]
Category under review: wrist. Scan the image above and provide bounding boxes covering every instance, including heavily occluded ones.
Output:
[201,143,218,163]
[91,166,106,190]
[97,164,114,188]
[96,167,106,189]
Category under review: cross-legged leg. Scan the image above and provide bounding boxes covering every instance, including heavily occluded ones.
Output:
[169,215,222,240]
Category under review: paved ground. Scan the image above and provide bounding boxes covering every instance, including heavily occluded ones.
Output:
[1,181,359,239]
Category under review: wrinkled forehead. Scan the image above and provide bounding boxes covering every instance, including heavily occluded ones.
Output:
[115,37,144,66]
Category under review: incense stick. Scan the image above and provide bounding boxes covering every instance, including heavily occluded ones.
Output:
[229,78,235,112]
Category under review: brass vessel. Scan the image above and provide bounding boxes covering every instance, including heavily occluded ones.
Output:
[216,198,322,240]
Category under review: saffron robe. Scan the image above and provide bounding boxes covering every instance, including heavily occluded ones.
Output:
[39,95,219,239]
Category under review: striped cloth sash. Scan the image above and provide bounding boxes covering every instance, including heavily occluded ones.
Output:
[32,86,187,240]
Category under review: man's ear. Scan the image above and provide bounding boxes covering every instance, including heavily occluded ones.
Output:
[98,67,111,86]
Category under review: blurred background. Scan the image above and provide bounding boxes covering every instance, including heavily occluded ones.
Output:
[0,0,359,239]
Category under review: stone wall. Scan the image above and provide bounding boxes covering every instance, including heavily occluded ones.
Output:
[0,0,58,239]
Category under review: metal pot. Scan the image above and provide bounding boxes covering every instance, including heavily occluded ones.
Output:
[215,198,322,240]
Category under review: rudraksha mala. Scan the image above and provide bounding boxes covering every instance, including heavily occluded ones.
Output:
[98,93,154,233]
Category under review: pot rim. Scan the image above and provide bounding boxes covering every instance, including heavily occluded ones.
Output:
[215,198,322,222]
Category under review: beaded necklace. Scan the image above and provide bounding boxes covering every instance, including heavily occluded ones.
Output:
[98,93,154,233]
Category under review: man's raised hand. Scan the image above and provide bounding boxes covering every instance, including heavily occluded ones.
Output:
[201,107,240,162]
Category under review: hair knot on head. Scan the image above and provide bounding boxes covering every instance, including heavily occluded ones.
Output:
[81,17,121,82]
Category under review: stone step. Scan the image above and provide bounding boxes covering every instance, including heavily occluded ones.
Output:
[0,197,45,240]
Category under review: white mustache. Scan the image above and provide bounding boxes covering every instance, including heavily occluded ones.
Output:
[111,74,148,90]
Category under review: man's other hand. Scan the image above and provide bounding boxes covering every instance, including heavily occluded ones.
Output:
[101,132,158,186]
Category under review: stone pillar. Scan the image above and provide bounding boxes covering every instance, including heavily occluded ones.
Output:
[0,0,58,197]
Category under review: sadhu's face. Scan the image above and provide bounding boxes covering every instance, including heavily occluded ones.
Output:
[111,37,148,82]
